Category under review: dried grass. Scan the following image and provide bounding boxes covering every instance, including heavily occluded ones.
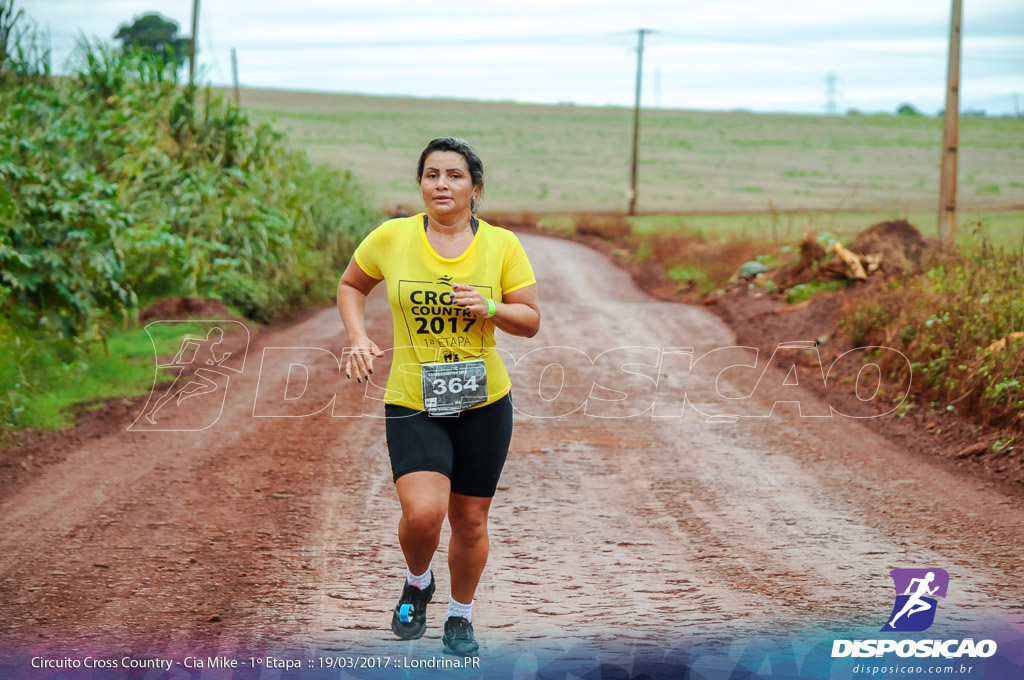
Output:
[574,214,631,241]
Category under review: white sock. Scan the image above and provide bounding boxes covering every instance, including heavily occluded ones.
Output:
[447,596,474,622]
[406,564,432,590]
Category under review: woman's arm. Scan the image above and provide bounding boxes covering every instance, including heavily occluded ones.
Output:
[452,283,540,338]
[337,258,384,381]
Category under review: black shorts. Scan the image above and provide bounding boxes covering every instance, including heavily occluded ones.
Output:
[384,393,514,498]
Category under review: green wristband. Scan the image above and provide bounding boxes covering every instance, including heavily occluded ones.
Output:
[486,298,496,318]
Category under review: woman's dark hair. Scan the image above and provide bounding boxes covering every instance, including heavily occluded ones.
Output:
[416,137,484,213]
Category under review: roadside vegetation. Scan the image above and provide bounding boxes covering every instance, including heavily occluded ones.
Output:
[0,1,378,436]
[839,244,1024,430]
[515,210,1023,434]
[2,1,1019,443]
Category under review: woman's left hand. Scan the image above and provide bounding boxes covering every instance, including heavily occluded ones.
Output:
[451,283,493,318]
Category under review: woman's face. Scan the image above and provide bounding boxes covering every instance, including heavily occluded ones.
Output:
[420,151,476,220]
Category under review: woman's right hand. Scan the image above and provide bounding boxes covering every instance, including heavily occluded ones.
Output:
[346,335,384,383]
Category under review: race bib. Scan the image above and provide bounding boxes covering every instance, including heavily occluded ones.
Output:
[421,359,488,415]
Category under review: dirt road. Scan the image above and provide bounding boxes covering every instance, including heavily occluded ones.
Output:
[1,234,1022,663]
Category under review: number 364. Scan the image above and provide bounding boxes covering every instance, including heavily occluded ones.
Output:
[431,375,479,396]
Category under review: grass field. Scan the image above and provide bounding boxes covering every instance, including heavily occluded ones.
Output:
[235,87,1024,243]
[10,323,203,431]
[628,209,1024,248]
[524,209,1022,248]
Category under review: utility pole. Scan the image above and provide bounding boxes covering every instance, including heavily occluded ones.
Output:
[231,47,240,105]
[937,0,962,249]
[628,28,652,217]
[188,0,200,85]
[825,72,838,115]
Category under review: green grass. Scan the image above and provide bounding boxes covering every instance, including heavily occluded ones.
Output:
[667,264,708,283]
[535,215,576,233]
[786,280,847,305]
[11,323,204,431]
[523,208,1022,250]
[107,322,209,359]
[839,252,1024,426]
[627,210,1023,249]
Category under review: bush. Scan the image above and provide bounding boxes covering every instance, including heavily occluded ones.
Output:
[837,247,1024,427]
[0,1,378,435]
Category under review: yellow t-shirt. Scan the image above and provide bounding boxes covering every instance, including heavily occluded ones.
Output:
[353,213,536,410]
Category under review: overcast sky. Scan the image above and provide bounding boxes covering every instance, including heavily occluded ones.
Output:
[20,0,1024,115]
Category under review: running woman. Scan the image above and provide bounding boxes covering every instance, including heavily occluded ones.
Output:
[336,137,540,655]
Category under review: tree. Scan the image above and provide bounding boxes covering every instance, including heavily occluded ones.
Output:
[1,0,49,84]
[896,103,922,117]
[1,0,22,68]
[113,13,189,68]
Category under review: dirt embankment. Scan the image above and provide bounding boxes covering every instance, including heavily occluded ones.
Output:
[492,214,1024,495]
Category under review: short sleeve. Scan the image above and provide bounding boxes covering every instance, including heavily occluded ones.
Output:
[501,236,536,296]
[352,225,385,280]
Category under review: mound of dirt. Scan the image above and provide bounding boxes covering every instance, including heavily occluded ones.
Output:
[766,219,933,291]
[847,219,930,277]
[702,217,1021,494]
[772,238,827,291]
[140,297,233,322]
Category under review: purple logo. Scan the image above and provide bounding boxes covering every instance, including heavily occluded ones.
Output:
[881,568,950,632]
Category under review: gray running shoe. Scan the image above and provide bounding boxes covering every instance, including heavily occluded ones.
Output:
[442,616,479,655]
[390,575,435,640]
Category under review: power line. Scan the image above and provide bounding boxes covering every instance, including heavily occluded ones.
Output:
[224,37,1024,69]
[200,0,226,82]
[241,31,624,51]
[42,25,1024,67]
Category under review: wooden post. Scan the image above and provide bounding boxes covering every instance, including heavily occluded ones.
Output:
[937,0,962,249]
[188,0,200,85]
[628,28,650,217]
